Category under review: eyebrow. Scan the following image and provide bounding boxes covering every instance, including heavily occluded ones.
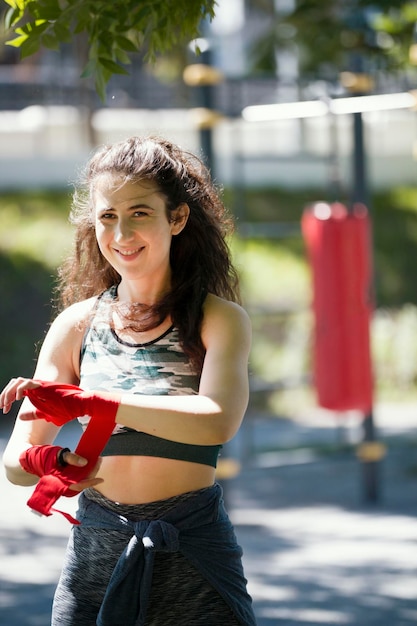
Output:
[127,203,155,211]
[97,203,155,213]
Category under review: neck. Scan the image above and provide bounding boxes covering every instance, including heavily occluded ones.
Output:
[117,277,171,306]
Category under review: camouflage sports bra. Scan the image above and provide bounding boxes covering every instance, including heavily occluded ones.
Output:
[78,286,221,467]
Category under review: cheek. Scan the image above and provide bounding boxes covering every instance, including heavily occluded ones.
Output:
[94,221,108,241]
[94,223,110,254]
[148,222,172,244]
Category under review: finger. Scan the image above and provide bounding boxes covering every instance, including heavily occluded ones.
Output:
[0,377,25,414]
[0,378,40,414]
[16,379,41,401]
[19,412,38,421]
[61,452,88,468]
[0,378,16,413]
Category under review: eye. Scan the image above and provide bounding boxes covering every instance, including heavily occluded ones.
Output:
[133,210,148,217]
[98,212,116,220]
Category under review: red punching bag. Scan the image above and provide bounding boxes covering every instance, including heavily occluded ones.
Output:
[301,202,374,413]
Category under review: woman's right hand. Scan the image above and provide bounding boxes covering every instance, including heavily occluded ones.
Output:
[0,377,41,414]
[56,449,104,490]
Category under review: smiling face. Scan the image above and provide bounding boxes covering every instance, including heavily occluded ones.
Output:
[93,175,189,302]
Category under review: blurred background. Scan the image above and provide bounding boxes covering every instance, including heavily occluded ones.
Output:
[2,0,417,410]
[1,1,417,625]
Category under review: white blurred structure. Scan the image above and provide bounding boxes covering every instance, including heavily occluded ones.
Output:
[0,104,416,190]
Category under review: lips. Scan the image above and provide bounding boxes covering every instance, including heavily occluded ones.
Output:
[113,247,143,260]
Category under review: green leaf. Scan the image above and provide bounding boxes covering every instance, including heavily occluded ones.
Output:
[41,0,63,20]
[94,64,112,102]
[26,1,39,18]
[31,19,49,33]
[53,21,72,43]
[115,35,138,52]
[114,46,131,65]
[4,6,23,29]
[80,58,96,78]
[98,56,130,75]
[3,0,25,9]
[3,0,218,99]
[402,3,417,23]
[42,33,60,50]
[6,33,29,47]
[131,4,153,27]
[74,12,91,35]
[20,34,42,58]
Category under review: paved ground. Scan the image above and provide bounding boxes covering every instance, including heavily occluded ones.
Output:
[0,402,416,625]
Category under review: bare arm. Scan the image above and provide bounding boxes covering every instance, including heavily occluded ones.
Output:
[113,295,252,445]
[2,300,92,485]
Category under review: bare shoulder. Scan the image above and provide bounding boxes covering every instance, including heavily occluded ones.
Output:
[201,294,251,347]
[39,296,98,354]
[203,293,250,321]
[50,296,98,334]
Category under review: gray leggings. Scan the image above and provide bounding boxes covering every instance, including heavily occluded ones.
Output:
[51,489,241,626]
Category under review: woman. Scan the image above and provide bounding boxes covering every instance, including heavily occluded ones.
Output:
[0,136,256,625]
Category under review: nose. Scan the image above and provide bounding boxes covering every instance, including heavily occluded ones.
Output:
[114,218,134,242]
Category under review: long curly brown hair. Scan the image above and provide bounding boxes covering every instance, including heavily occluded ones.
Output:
[56,135,240,369]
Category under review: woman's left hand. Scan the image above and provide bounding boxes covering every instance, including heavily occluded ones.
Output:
[0,377,41,414]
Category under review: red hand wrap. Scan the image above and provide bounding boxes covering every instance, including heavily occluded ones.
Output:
[19,444,89,523]
[19,445,65,476]
[21,382,121,524]
[23,381,120,427]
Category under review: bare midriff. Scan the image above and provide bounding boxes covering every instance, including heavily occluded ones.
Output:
[91,455,216,504]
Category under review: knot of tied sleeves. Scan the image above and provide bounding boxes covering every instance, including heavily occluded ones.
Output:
[97,520,180,626]
[140,519,180,551]
[21,381,120,524]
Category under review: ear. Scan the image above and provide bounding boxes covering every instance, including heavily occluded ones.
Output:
[170,203,190,235]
